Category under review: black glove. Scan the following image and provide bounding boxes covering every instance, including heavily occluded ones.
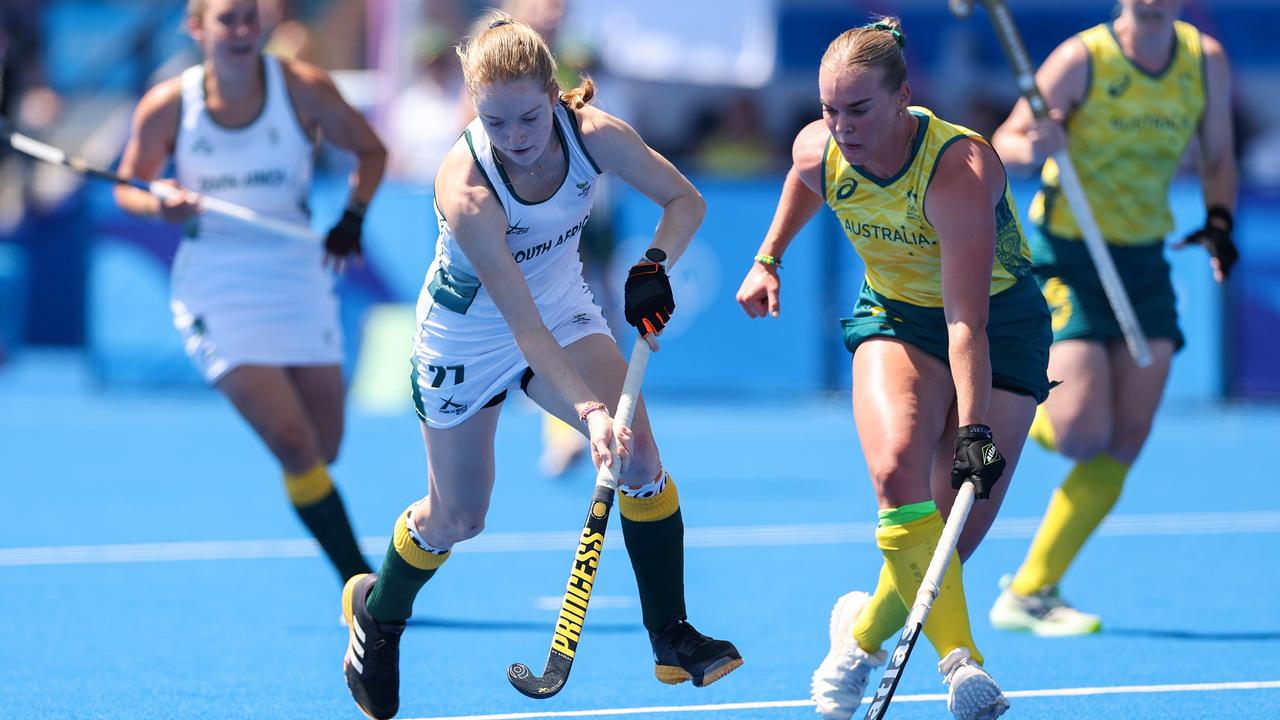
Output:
[624,261,675,337]
[324,208,365,262]
[951,424,1007,500]
[1178,205,1238,280]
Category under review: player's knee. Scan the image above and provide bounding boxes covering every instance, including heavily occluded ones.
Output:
[322,443,340,466]
[616,428,661,487]
[867,456,925,503]
[420,511,486,547]
[265,420,321,469]
[1054,424,1110,461]
[1108,418,1153,461]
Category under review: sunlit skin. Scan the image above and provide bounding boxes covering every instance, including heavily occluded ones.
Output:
[1119,0,1184,31]
[818,65,916,179]
[474,79,564,179]
[190,0,263,74]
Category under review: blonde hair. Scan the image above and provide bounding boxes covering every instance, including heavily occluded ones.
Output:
[457,10,595,109]
[821,16,908,91]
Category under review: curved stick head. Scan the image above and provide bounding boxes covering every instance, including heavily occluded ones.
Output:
[949,0,974,18]
[507,661,568,699]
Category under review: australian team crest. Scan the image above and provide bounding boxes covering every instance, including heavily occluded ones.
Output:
[905,187,921,222]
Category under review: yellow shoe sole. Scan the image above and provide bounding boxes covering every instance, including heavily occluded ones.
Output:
[655,656,744,687]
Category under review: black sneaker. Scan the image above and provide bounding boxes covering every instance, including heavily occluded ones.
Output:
[343,573,406,720]
[649,618,743,687]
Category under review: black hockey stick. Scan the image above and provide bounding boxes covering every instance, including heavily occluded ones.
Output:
[507,338,652,698]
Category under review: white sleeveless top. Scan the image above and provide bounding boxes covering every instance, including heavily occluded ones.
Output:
[424,102,602,318]
[171,55,332,315]
[174,55,314,244]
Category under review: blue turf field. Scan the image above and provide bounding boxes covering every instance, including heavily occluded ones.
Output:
[2,352,1278,719]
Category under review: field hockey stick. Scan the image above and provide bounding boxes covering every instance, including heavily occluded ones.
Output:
[507,338,653,699]
[1,121,320,243]
[864,481,977,720]
[950,0,1152,368]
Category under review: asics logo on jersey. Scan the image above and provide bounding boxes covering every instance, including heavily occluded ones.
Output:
[576,181,591,197]
[836,179,857,200]
[1107,74,1132,98]
[192,137,215,156]
[507,221,529,235]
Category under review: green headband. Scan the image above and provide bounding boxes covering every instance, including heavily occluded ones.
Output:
[862,22,906,50]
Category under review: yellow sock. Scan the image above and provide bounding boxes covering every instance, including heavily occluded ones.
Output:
[853,562,909,654]
[1011,453,1128,595]
[877,513,982,665]
[1028,404,1057,452]
[284,462,334,506]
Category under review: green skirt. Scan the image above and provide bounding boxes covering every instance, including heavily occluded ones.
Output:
[1029,229,1184,350]
[840,276,1053,403]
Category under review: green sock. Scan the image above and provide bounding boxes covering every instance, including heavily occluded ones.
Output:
[285,464,371,581]
[618,473,686,632]
[365,503,450,623]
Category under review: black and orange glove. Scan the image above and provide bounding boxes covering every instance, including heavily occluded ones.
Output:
[624,261,674,337]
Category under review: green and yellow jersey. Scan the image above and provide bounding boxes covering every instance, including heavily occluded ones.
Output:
[822,106,1032,308]
[1031,21,1206,245]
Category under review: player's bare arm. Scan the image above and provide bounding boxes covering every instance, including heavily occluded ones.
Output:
[737,119,826,319]
[1197,34,1237,214]
[282,59,386,206]
[114,78,199,221]
[927,137,1005,427]
[575,105,703,266]
[992,37,1089,171]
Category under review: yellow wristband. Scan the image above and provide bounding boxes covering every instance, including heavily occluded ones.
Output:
[754,254,782,269]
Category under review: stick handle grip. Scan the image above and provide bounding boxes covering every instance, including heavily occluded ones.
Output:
[593,339,652,490]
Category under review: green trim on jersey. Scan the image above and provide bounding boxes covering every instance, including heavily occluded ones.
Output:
[464,129,504,211]
[562,103,603,175]
[822,106,1032,307]
[489,116,572,206]
[1030,21,1206,245]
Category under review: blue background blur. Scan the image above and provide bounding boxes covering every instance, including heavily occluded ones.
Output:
[2,0,1277,400]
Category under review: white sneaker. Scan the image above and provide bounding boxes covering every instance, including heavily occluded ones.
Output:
[810,591,887,720]
[989,574,1101,637]
[939,648,1009,720]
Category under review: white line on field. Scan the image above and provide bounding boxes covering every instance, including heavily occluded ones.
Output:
[2,511,1278,567]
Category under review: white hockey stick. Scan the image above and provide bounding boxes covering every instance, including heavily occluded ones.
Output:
[951,0,1153,367]
[3,122,320,243]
